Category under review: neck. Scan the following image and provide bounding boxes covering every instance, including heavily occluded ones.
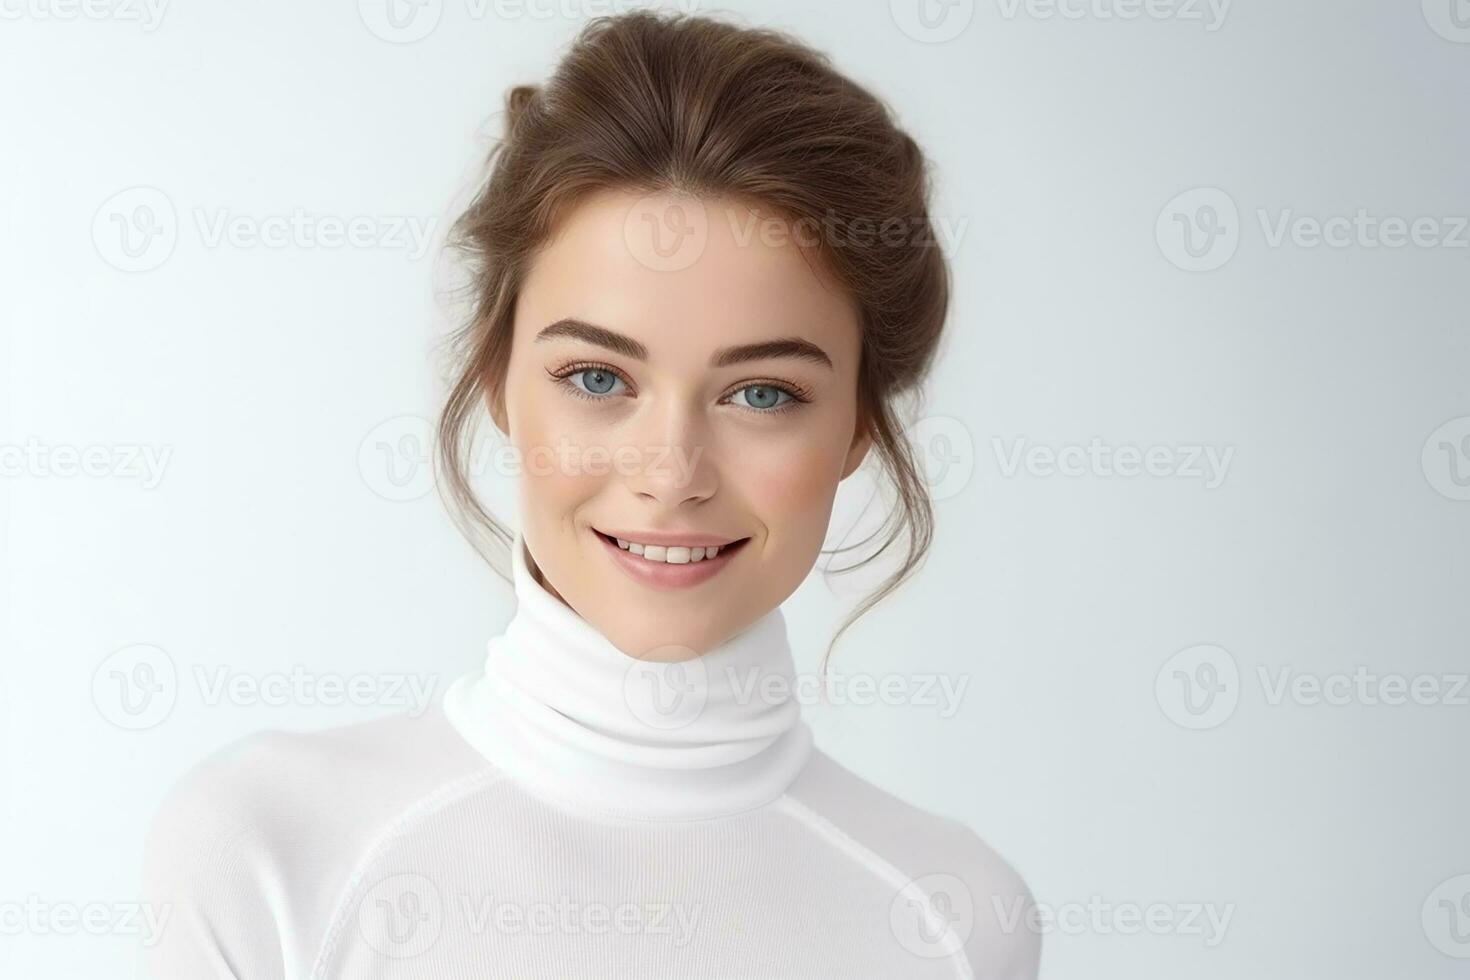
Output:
[442,529,813,821]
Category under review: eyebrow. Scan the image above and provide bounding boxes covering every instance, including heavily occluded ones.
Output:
[534,317,834,371]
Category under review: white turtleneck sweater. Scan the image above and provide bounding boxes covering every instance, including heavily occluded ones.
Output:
[139,532,1040,980]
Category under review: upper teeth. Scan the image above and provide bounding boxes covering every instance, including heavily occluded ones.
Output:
[614,538,728,563]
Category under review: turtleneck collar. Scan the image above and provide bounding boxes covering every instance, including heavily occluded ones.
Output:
[442,529,813,822]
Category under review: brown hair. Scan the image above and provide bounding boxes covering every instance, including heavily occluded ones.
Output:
[436,9,949,672]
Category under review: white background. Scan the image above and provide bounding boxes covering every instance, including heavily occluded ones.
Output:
[2,1,1468,977]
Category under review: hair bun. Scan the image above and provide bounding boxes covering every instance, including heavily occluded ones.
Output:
[505,84,539,137]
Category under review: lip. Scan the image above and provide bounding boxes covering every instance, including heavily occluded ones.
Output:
[591,527,749,590]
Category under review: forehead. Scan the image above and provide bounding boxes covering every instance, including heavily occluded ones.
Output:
[516,188,860,368]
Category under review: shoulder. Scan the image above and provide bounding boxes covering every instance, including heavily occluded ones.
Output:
[139,704,492,979]
[144,702,486,865]
[782,747,1042,980]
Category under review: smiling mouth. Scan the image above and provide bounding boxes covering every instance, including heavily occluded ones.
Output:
[592,529,751,563]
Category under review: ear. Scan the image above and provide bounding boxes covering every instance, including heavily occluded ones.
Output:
[840,406,874,481]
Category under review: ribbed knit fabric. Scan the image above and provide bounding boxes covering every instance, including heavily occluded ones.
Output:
[440,528,814,822]
[138,531,1041,979]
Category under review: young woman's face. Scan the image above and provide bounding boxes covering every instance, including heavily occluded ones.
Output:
[493,187,871,660]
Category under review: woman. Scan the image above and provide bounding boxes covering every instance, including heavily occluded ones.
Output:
[141,11,1040,978]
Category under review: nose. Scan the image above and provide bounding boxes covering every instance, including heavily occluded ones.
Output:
[621,392,719,507]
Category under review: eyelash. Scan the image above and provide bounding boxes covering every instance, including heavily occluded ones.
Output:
[547,360,812,415]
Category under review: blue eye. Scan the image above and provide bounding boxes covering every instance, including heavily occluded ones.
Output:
[729,384,794,412]
[561,367,627,399]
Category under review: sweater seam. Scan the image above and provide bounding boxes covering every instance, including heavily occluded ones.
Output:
[305,765,508,980]
[774,793,975,980]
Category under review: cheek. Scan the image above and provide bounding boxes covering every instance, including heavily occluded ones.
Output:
[735,424,847,526]
[509,375,606,511]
